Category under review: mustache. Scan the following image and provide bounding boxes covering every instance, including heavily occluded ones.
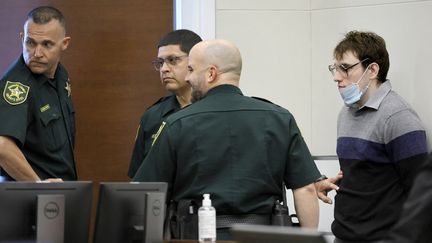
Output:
[29,59,46,65]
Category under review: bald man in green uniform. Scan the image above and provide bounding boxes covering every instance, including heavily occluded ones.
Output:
[134,39,321,240]
[0,6,75,181]
[128,29,202,178]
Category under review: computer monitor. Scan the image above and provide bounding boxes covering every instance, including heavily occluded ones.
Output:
[93,182,168,243]
[231,224,327,243]
[0,181,93,243]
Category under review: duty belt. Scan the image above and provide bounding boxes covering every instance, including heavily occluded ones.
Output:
[216,214,271,228]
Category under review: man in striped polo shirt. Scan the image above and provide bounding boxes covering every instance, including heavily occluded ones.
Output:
[315,31,428,243]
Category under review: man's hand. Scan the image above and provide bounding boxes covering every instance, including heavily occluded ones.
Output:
[314,171,343,204]
[40,178,64,182]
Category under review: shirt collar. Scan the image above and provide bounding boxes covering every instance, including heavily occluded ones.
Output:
[361,80,392,110]
[161,95,181,117]
[17,55,68,87]
[205,84,243,97]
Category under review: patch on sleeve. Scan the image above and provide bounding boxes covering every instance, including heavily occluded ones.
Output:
[3,80,30,105]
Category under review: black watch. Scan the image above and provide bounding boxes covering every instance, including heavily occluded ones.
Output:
[315,175,328,183]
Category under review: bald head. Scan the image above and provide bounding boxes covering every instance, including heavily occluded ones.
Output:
[187,39,243,102]
[192,39,242,82]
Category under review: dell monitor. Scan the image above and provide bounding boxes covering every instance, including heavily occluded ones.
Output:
[93,182,168,243]
[0,181,93,243]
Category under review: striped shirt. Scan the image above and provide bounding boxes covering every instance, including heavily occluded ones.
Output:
[332,80,428,242]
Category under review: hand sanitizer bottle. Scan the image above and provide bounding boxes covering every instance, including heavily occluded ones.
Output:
[198,194,216,242]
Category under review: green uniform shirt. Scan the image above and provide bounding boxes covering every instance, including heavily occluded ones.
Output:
[128,94,181,178]
[0,55,77,180]
[134,85,320,215]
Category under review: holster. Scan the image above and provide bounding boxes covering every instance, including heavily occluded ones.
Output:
[271,200,299,227]
[271,200,292,226]
[167,199,199,240]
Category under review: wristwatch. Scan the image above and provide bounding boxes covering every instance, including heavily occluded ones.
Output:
[314,175,328,183]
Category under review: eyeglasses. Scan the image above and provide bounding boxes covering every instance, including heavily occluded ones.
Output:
[152,55,187,71]
[328,58,369,77]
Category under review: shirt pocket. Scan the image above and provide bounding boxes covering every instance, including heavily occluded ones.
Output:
[39,106,67,152]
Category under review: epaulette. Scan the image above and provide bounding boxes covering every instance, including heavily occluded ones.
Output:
[251,96,274,104]
[251,96,284,108]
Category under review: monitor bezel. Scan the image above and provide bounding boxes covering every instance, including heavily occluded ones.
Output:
[0,181,93,243]
[93,181,168,243]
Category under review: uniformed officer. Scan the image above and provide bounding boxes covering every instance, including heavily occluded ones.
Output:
[127,29,202,178]
[0,6,75,181]
[134,39,321,240]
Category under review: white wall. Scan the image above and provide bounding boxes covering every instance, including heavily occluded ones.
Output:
[174,0,216,40]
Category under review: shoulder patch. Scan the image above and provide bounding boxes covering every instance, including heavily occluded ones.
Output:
[3,80,30,105]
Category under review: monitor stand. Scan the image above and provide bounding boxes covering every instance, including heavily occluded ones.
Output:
[143,192,165,243]
[37,194,65,243]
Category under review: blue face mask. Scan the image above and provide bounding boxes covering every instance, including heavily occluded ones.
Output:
[339,66,371,107]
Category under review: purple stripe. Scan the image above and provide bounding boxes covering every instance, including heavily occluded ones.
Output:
[337,137,389,163]
[386,130,427,162]
[337,130,427,163]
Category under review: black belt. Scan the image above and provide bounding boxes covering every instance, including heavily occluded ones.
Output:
[216,214,271,228]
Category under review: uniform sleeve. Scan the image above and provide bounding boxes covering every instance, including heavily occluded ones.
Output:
[0,82,29,146]
[128,98,179,178]
[284,116,321,189]
[132,122,176,190]
[128,115,149,178]
[384,109,428,189]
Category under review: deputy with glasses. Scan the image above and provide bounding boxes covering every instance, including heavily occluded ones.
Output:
[314,31,428,243]
[127,29,202,178]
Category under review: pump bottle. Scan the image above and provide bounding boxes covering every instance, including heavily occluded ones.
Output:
[198,193,216,242]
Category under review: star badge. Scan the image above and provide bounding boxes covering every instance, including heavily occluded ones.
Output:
[65,81,71,97]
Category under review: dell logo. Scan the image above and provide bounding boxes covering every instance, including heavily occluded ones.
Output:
[44,202,60,219]
[152,199,161,216]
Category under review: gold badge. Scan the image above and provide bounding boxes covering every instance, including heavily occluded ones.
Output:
[152,121,166,146]
[40,104,51,112]
[3,81,30,105]
[65,80,71,97]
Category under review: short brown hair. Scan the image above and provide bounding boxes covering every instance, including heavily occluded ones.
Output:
[334,31,389,82]
[27,6,66,31]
